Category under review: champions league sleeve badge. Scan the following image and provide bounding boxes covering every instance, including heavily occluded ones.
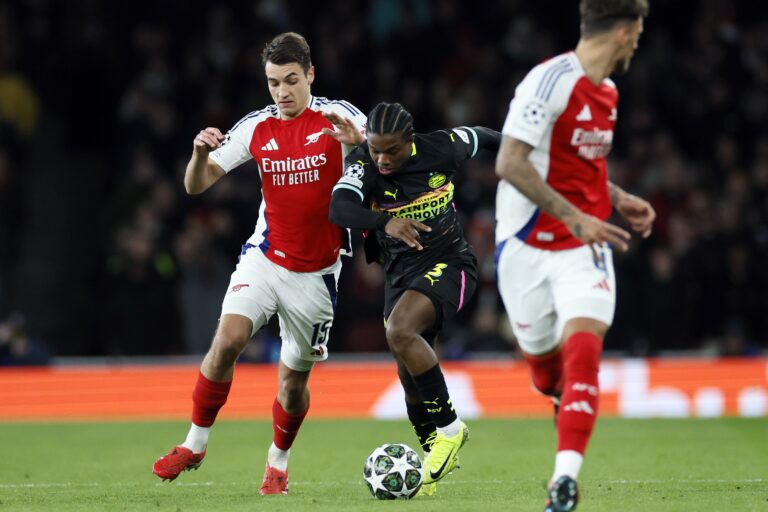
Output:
[522,101,547,126]
[344,163,365,179]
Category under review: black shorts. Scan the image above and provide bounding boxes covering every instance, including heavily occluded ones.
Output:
[383,254,477,337]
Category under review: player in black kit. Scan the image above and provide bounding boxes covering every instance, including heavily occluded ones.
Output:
[329,102,500,495]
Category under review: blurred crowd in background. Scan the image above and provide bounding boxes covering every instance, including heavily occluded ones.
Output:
[0,0,766,364]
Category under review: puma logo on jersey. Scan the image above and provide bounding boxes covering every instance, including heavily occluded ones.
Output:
[230,284,250,293]
[304,131,324,145]
[576,104,592,121]
[384,189,398,200]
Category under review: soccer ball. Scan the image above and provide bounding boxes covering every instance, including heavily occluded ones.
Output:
[363,443,423,499]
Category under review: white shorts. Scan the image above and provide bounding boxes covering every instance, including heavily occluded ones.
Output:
[496,238,616,355]
[221,245,341,371]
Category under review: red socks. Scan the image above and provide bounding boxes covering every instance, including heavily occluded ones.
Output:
[189,372,308,454]
[272,398,308,450]
[557,332,602,454]
[191,372,232,427]
[525,350,564,396]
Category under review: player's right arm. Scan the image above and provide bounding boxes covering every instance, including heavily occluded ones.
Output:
[184,127,226,195]
[495,60,630,251]
[321,111,366,147]
[495,137,630,251]
[329,189,431,251]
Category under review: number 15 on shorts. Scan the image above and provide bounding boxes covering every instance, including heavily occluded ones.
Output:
[311,320,332,348]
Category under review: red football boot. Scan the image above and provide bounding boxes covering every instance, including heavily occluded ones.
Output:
[259,464,289,495]
[153,446,205,481]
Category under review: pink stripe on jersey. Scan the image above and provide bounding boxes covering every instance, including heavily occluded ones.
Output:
[457,270,466,311]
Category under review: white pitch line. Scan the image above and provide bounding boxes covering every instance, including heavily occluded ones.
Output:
[0,478,763,489]
[604,479,766,484]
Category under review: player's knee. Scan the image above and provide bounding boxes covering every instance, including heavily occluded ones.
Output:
[210,330,250,365]
[385,322,413,353]
[562,317,609,341]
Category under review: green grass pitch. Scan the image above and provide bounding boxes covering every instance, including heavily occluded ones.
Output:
[1,418,766,511]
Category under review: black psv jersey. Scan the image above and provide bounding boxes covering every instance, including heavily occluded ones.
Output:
[338,128,481,274]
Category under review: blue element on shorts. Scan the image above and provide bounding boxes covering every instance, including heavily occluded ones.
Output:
[593,246,608,272]
[258,212,270,254]
[238,243,257,262]
[494,239,508,267]
[494,239,508,283]
[515,208,541,242]
[322,274,338,312]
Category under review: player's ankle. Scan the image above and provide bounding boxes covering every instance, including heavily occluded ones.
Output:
[182,423,210,454]
[267,443,290,471]
[436,417,462,438]
[552,450,583,482]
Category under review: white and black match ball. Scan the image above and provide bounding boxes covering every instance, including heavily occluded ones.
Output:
[363,443,423,500]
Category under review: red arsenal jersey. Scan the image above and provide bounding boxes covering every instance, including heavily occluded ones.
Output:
[497,52,617,250]
[210,96,366,271]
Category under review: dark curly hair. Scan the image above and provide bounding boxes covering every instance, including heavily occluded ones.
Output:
[367,102,415,141]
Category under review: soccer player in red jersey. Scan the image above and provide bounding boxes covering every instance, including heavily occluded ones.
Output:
[152,32,366,495]
[494,2,653,510]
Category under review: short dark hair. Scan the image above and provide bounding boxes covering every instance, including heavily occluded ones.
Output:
[261,32,312,74]
[367,103,415,140]
[580,0,649,37]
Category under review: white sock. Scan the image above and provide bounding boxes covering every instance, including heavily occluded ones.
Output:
[267,442,290,471]
[551,450,583,482]
[181,423,210,454]
[436,417,462,438]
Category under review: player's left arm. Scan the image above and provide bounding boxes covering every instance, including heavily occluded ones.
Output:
[471,127,502,152]
[447,126,502,165]
[609,182,655,238]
